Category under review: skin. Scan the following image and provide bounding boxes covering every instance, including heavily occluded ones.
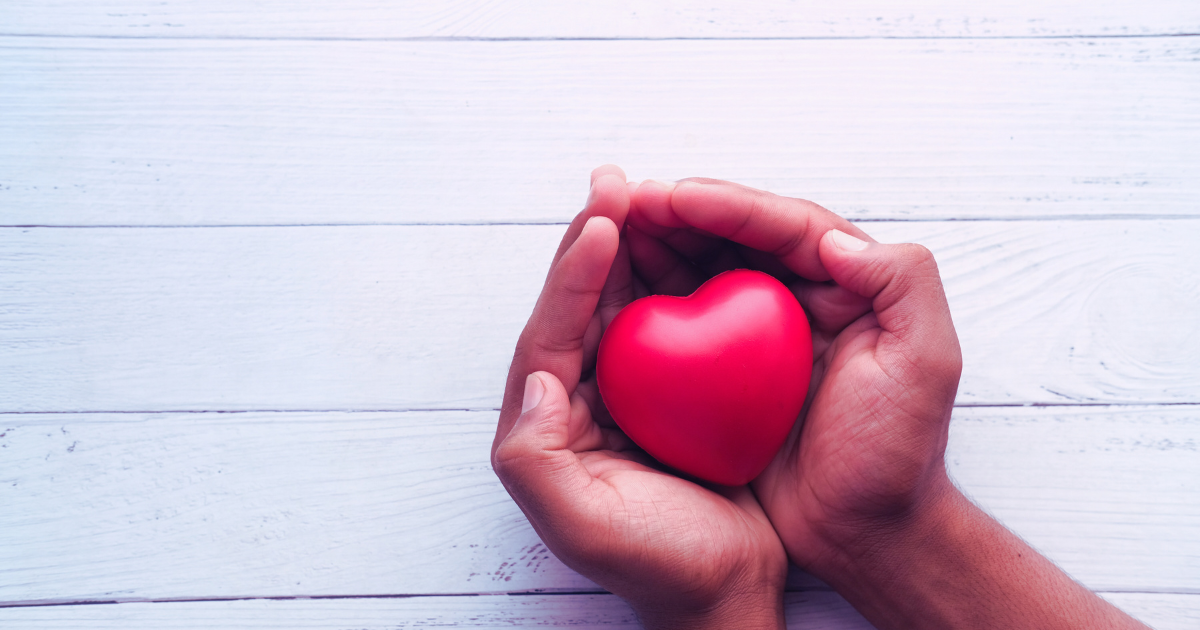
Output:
[491,166,786,629]
[492,166,1150,629]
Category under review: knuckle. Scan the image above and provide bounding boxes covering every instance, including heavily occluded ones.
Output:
[886,243,944,295]
[491,438,524,480]
[532,335,583,357]
[770,219,807,259]
[897,243,937,270]
[492,439,551,495]
[728,194,763,241]
[518,321,584,357]
[923,353,960,386]
[895,338,961,398]
[932,342,964,382]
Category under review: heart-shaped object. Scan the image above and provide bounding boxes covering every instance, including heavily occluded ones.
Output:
[597,269,813,486]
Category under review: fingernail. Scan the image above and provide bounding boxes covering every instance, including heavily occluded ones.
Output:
[586,181,598,207]
[647,179,676,190]
[521,373,545,414]
[828,229,869,252]
[580,215,605,236]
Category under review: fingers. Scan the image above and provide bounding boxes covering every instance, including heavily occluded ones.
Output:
[582,236,633,370]
[818,229,963,398]
[659,229,747,277]
[550,166,630,271]
[627,178,686,233]
[494,372,641,542]
[597,235,634,331]
[631,179,872,281]
[573,378,619,429]
[498,216,621,446]
[734,244,800,283]
[493,372,597,530]
[591,164,627,185]
[626,225,706,297]
[791,280,875,355]
[499,166,628,448]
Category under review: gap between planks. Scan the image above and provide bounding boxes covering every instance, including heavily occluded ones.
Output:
[4,34,1200,42]
[4,402,1200,416]
[8,586,1200,609]
[1,592,1196,630]
[4,0,1200,41]
[4,214,1200,229]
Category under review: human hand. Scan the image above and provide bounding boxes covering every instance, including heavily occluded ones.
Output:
[628,179,1151,629]
[491,167,787,630]
[626,178,961,575]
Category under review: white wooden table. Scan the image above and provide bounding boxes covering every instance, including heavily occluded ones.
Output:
[2,2,1198,628]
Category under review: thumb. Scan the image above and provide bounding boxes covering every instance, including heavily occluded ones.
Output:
[818,229,962,387]
[492,372,594,524]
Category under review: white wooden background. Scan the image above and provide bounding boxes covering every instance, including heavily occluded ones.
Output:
[2,2,1198,628]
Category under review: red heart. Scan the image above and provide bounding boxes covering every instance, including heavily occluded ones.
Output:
[597,269,813,486]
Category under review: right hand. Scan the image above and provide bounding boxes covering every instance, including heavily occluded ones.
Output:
[630,178,1149,630]
[627,178,963,574]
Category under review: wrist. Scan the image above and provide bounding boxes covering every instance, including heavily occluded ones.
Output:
[815,474,965,583]
[631,584,786,630]
[627,560,787,630]
[802,469,964,580]
[797,476,1149,629]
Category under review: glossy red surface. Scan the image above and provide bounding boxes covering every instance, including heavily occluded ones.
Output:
[597,269,813,486]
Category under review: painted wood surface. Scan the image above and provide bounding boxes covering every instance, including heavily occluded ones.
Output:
[3,37,1198,226]
[4,593,1200,630]
[5,3,1197,627]
[3,593,1198,630]
[5,593,1198,630]
[2,221,1197,412]
[3,1,1199,39]
[1099,593,1200,630]
[2,406,1196,605]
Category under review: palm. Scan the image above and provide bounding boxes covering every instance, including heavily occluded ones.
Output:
[562,250,785,601]
[493,170,790,623]
[570,443,785,603]
[749,272,958,568]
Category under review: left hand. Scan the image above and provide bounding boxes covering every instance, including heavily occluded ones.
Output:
[491,166,787,630]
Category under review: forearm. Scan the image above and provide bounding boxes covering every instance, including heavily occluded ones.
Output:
[811,478,1149,630]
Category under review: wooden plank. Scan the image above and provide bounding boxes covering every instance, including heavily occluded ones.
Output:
[3,1,1197,39]
[0,593,859,629]
[0,592,1189,630]
[1,592,1191,630]
[945,407,1200,593]
[1099,593,1200,630]
[2,37,1197,225]
[2,221,1198,412]
[1,406,1196,604]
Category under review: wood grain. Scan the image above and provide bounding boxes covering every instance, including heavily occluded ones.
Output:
[5,3,1197,627]
[2,221,1197,412]
[3,1,1198,39]
[3,37,1197,225]
[1,406,1196,604]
